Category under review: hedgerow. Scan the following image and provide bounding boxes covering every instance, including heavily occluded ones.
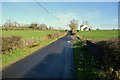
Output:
[96,38,120,79]
[1,36,22,53]
[44,32,66,40]
[1,36,35,54]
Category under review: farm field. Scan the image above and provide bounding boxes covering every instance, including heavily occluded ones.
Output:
[0,27,31,29]
[2,30,58,39]
[1,30,66,68]
[77,30,119,41]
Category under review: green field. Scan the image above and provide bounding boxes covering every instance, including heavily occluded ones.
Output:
[77,30,118,41]
[2,30,58,39]
[1,27,30,29]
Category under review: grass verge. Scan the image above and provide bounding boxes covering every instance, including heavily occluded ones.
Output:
[73,39,105,80]
[1,34,66,68]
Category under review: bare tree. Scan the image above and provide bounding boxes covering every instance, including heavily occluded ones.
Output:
[3,20,12,27]
[85,21,89,26]
[68,20,78,31]
[49,27,54,30]
[14,21,18,27]
[2,20,19,27]
[83,20,89,26]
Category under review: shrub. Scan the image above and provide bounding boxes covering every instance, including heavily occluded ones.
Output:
[1,36,22,53]
[1,36,35,54]
[21,38,34,46]
[86,38,120,79]
[96,38,120,70]
[44,32,66,40]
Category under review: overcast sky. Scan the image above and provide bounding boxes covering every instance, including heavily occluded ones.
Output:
[1,1,118,30]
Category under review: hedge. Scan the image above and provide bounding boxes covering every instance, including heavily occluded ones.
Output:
[86,38,120,79]
[44,32,66,40]
[1,36,34,54]
[1,36,22,53]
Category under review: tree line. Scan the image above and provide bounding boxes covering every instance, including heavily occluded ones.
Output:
[2,20,54,30]
[2,19,82,31]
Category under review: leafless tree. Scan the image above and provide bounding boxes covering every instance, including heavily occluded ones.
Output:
[68,20,78,31]
[49,27,54,30]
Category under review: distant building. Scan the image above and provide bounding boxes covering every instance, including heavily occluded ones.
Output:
[49,27,54,30]
[80,24,90,31]
[90,27,96,30]
[80,22,96,31]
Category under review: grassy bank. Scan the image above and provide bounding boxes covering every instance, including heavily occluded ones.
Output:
[77,30,118,41]
[74,30,120,79]
[1,30,66,68]
[1,39,61,68]
[73,40,105,79]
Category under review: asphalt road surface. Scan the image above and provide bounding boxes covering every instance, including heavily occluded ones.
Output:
[2,32,76,79]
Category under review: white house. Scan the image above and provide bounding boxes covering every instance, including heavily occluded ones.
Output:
[80,24,97,31]
[80,24,90,31]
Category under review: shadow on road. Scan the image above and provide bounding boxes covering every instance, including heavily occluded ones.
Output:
[23,46,75,78]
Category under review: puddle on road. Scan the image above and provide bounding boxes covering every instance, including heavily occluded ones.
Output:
[68,40,77,44]
[68,35,78,44]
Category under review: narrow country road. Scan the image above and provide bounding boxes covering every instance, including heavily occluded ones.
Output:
[2,32,76,79]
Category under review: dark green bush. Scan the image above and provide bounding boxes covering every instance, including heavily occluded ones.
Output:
[86,38,120,79]
[96,39,120,70]
[96,39,120,79]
